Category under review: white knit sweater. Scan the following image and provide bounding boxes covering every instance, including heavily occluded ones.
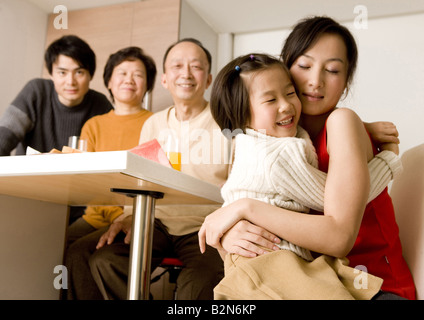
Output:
[221,127,402,261]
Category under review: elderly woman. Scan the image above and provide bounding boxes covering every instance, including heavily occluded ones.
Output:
[65,47,156,299]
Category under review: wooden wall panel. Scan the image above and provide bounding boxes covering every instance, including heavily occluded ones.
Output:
[131,0,181,110]
[44,0,181,112]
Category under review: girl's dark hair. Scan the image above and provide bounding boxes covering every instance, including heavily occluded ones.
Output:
[45,35,96,77]
[103,46,157,102]
[281,16,358,89]
[211,53,289,133]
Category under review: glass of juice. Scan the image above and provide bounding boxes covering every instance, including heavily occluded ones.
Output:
[165,134,181,171]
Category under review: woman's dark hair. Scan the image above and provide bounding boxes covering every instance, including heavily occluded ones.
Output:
[162,38,212,73]
[44,35,96,77]
[211,53,290,133]
[281,16,358,90]
[103,46,157,102]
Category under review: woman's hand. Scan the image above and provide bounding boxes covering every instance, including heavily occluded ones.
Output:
[221,220,281,258]
[198,198,281,256]
[198,200,245,253]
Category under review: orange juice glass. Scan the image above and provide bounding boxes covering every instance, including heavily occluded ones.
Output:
[166,151,181,171]
[165,134,181,171]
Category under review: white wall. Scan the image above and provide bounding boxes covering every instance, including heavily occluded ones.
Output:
[0,195,68,299]
[346,14,424,154]
[232,13,424,155]
[0,0,47,117]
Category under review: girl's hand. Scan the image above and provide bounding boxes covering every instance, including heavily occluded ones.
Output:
[379,142,399,155]
[364,121,400,146]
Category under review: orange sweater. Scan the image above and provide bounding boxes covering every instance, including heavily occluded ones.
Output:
[80,109,152,228]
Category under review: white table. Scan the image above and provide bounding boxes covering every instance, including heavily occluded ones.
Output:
[0,151,222,299]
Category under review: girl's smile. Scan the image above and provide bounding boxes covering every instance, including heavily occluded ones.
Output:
[245,65,301,138]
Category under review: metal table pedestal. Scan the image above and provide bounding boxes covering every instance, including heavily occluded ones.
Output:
[111,188,164,300]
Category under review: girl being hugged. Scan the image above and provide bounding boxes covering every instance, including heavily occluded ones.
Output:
[200,53,402,299]
[200,16,415,300]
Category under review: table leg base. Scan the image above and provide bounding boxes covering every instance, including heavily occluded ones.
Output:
[110,188,164,300]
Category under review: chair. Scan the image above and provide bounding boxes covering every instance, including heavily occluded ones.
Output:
[390,144,424,300]
[151,257,184,299]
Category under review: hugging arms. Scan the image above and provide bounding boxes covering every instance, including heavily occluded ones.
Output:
[198,117,400,259]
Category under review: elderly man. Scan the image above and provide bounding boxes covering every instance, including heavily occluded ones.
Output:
[68,38,230,300]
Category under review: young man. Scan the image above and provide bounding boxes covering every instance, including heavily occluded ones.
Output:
[88,38,231,300]
[0,35,112,156]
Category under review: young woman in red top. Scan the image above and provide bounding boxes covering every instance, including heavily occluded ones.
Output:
[199,16,415,299]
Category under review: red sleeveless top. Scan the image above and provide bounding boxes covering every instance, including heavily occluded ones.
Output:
[313,124,416,299]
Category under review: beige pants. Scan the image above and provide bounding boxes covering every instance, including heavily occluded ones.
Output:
[214,250,383,300]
